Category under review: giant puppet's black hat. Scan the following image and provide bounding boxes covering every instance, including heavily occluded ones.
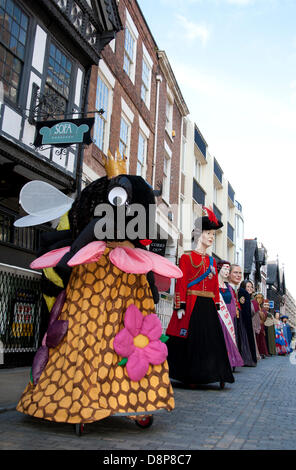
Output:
[194,206,223,231]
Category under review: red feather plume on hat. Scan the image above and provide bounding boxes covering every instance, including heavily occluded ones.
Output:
[203,206,219,226]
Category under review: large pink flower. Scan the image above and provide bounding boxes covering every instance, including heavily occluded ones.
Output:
[113,304,168,382]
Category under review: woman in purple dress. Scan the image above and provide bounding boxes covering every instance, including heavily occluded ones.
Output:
[217,261,244,371]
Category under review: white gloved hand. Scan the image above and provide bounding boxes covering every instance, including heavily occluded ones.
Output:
[177,309,185,320]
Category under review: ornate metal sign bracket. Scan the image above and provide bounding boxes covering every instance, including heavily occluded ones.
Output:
[27,83,103,157]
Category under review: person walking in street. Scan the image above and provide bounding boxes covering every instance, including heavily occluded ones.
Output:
[166,207,234,389]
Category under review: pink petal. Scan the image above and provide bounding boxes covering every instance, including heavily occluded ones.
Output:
[126,349,149,382]
[145,250,183,279]
[141,314,162,341]
[30,246,71,269]
[113,328,135,358]
[143,340,168,365]
[67,241,106,266]
[109,246,153,274]
[124,304,144,336]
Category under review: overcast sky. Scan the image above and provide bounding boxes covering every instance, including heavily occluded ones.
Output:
[138,0,296,299]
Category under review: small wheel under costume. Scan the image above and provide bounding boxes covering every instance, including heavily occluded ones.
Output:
[74,423,85,436]
[220,381,225,390]
[135,415,154,429]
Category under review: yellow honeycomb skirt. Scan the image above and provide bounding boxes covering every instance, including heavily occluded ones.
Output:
[16,251,175,423]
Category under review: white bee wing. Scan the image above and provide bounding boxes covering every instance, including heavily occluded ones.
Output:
[14,180,74,227]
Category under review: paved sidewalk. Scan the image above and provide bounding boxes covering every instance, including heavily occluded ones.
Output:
[0,367,30,412]
[0,355,296,450]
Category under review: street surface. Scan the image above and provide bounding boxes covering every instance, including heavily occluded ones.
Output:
[0,355,295,451]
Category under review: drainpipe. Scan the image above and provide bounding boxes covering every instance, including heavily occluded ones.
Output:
[152,74,162,188]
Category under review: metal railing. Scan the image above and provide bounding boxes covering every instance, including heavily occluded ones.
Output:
[0,205,53,253]
[228,183,235,203]
[192,179,205,205]
[235,200,243,212]
[213,203,222,224]
[214,158,223,184]
[227,222,234,242]
[0,264,43,356]
[194,126,207,159]
[155,293,174,334]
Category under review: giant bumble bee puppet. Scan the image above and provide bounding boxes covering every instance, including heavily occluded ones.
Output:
[15,152,182,431]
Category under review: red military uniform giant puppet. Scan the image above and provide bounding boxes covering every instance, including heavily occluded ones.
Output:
[166,207,234,389]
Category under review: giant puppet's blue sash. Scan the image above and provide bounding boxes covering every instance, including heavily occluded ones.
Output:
[187,256,214,289]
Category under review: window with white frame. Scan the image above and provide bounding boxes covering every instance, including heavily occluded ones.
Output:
[141,54,152,107]
[165,95,173,135]
[93,74,110,151]
[43,42,73,119]
[163,151,171,203]
[119,115,130,159]
[137,132,147,178]
[0,0,29,104]
[123,13,138,83]
[123,27,134,76]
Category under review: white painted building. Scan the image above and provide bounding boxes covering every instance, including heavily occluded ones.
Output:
[178,117,244,266]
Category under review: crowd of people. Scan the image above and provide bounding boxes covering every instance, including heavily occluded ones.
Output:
[166,207,294,390]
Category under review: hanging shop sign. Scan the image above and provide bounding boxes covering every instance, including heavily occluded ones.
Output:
[150,239,167,257]
[33,117,95,148]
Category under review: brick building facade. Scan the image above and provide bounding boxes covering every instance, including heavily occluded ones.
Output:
[82,0,189,270]
[83,0,159,182]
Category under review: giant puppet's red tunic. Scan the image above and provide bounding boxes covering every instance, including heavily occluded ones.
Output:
[166,251,220,339]
[166,251,234,385]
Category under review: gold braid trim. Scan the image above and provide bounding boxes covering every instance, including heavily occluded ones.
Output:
[187,290,215,298]
[187,253,205,281]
